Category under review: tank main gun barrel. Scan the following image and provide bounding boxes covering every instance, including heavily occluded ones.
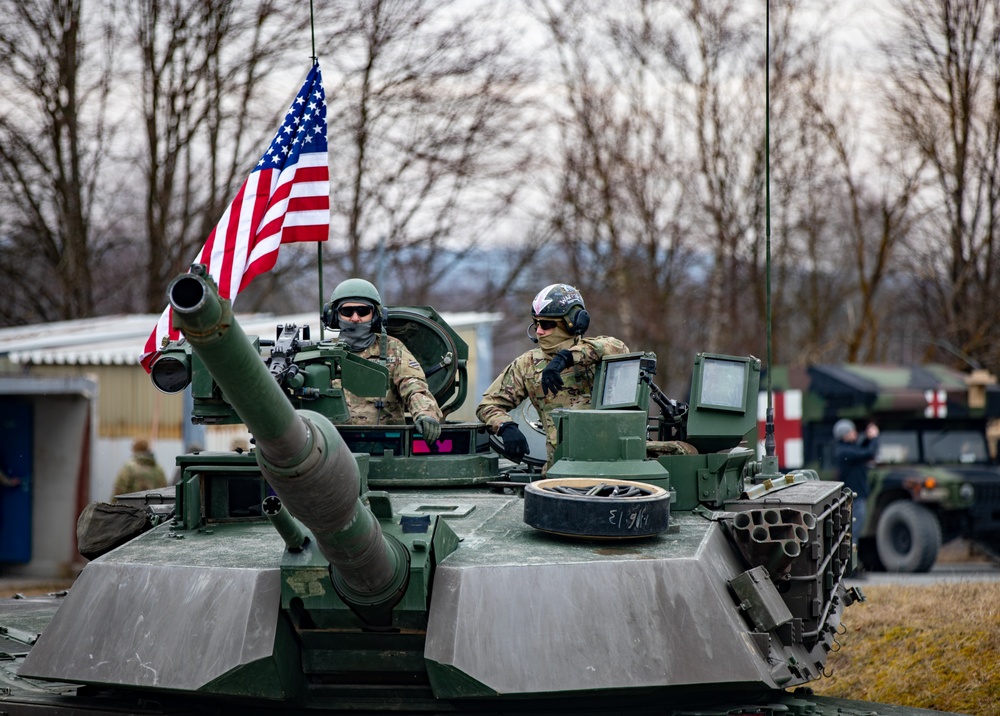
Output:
[167,266,408,622]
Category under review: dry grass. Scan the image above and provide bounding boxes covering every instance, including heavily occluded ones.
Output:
[810,582,1000,715]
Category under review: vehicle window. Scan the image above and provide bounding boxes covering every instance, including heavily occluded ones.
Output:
[876,431,918,464]
[922,430,987,464]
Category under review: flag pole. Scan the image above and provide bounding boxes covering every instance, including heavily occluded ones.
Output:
[311,0,325,339]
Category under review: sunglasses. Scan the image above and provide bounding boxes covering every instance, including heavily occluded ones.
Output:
[338,305,374,318]
[533,319,559,330]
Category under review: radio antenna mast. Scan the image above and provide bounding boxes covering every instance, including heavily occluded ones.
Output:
[761,1,779,477]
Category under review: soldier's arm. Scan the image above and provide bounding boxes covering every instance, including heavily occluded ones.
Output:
[476,359,531,433]
[0,467,19,487]
[393,342,444,421]
[838,440,879,464]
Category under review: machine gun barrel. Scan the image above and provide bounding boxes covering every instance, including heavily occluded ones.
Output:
[167,266,408,622]
[263,495,308,552]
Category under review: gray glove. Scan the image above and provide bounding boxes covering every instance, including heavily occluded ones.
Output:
[415,415,442,444]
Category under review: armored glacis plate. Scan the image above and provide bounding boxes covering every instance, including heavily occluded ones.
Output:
[523,477,670,538]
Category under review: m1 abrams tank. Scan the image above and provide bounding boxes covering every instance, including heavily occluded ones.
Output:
[0,266,966,716]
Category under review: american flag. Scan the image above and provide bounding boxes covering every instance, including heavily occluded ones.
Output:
[140,63,330,372]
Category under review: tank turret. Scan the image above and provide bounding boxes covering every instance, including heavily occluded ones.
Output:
[166,267,408,625]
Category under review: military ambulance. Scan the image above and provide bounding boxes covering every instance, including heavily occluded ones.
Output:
[759,364,1000,572]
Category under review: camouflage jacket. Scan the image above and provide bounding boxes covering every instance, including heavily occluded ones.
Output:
[333,335,443,425]
[476,336,630,464]
[113,452,166,498]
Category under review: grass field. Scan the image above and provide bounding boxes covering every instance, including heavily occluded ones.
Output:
[809,581,1000,716]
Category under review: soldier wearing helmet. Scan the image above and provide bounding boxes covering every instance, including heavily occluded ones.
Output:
[113,439,167,500]
[322,278,443,443]
[476,283,629,472]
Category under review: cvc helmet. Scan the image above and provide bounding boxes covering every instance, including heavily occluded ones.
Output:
[322,278,383,330]
[531,283,590,335]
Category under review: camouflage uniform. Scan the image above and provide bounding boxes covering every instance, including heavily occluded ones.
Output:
[334,335,443,425]
[477,336,630,468]
[113,451,166,498]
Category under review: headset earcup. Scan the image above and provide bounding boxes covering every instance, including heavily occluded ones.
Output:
[322,301,335,329]
[569,308,590,335]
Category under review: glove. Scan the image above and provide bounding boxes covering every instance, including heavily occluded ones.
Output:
[498,422,529,462]
[415,415,442,444]
[541,349,574,396]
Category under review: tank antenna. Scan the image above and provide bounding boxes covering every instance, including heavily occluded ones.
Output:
[761,1,779,474]
[310,0,326,339]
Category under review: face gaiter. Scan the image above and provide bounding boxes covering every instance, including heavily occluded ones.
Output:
[537,324,577,357]
[337,315,378,351]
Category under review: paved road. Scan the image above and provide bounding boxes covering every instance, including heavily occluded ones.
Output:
[847,560,1000,587]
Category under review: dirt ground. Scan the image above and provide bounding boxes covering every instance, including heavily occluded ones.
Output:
[935,537,996,563]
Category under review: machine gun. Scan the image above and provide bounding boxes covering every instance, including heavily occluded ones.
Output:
[149,278,471,429]
[636,354,690,441]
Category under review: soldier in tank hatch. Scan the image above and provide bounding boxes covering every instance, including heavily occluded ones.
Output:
[323,278,442,443]
[477,283,629,472]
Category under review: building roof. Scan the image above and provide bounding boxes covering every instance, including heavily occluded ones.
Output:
[0,310,502,367]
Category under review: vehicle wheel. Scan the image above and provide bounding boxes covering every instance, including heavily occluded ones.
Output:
[875,501,942,573]
[523,478,670,539]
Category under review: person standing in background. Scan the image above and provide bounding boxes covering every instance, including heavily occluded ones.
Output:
[832,418,880,547]
[113,438,167,499]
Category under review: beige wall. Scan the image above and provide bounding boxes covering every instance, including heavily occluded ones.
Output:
[27,364,185,440]
[450,325,481,422]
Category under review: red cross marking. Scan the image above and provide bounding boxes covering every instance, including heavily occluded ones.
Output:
[757,390,803,469]
[924,389,947,418]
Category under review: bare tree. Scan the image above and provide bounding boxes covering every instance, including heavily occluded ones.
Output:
[790,67,926,364]
[129,0,313,313]
[678,0,764,357]
[882,0,1000,370]
[280,0,541,311]
[681,0,865,366]
[0,0,118,324]
[526,0,701,389]
[526,0,857,387]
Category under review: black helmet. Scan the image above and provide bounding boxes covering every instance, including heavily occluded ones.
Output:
[531,283,590,335]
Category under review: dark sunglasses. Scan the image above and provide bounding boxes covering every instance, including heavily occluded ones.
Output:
[338,305,374,318]
[533,319,559,330]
